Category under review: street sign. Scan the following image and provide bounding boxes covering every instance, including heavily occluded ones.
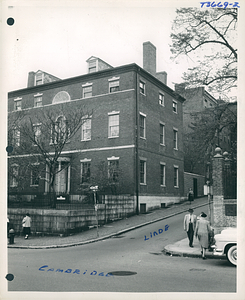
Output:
[90,186,98,191]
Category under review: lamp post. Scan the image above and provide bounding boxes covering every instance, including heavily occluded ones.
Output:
[90,185,99,238]
[206,180,211,225]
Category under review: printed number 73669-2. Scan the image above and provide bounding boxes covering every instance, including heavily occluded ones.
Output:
[200,2,240,8]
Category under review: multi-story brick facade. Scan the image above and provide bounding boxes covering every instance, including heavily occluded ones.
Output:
[175,85,218,137]
[8,42,185,213]
[174,83,236,200]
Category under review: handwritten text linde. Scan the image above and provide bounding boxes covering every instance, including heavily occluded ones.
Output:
[144,224,169,241]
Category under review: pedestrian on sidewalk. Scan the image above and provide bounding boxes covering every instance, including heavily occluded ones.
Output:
[22,213,32,239]
[188,188,194,204]
[184,208,197,248]
[194,212,211,259]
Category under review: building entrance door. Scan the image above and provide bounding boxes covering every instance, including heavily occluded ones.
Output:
[55,161,69,193]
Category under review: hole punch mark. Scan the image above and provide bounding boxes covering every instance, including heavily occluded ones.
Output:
[5,274,14,281]
[6,146,13,153]
[7,18,15,26]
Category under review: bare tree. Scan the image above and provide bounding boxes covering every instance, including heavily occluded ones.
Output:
[170,8,237,98]
[8,103,92,207]
[184,102,237,174]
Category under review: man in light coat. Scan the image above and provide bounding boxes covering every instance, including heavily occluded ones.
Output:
[184,208,197,247]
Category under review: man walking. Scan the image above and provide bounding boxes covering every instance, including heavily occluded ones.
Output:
[184,208,197,247]
[22,213,31,239]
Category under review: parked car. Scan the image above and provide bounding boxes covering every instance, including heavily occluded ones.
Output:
[212,227,237,266]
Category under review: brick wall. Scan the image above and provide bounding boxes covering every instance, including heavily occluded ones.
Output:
[184,172,205,198]
[8,64,185,212]
[212,148,236,233]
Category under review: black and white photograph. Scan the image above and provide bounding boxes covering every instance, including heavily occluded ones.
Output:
[1,0,244,299]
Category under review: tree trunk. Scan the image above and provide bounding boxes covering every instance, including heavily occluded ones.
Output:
[49,173,56,208]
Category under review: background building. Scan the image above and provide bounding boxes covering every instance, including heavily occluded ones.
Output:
[175,84,237,199]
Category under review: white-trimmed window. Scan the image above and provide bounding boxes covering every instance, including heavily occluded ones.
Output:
[160,163,166,186]
[53,91,71,104]
[88,60,97,73]
[109,80,119,93]
[173,100,177,113]
[139,113,146,139]
[33,124,41,144]
[160,123,165,145]
[173,128,178,150]
[34,94,42,107]
[108,157,119,183]
[51,116,69,144]
[159,93,164,106]
[83,84,93,98]
[108,112,119,138]
[81,118,91,141]
[12,128,20,147]
[10,164,19,187]
[14,98,22,111]
[174,165,179,188]
[139,81,145,95]
[35,72,43,85]
[30,163,39,186]
[140,159,146,185]
[80,159,91,183]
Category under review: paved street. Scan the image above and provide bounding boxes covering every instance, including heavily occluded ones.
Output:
[7,204,236,293]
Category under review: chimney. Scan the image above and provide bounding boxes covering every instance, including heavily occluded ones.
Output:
[143,42,156,75]
[156,71,167,85]
[27,71,35,87]
[175,83,186,96]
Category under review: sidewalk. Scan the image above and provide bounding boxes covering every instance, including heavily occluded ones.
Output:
[8,196,214,259]
[163,237,219,259]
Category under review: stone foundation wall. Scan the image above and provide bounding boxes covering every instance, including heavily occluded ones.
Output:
[8,195,135,234]
[139,195,182,212]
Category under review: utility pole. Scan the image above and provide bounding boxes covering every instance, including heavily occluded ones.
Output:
[207,180,211,225]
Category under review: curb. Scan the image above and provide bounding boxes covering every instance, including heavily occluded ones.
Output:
[8,200,210,249]
[162,247,224,259]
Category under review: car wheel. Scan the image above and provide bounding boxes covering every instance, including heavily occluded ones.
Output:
[226,245,237,266]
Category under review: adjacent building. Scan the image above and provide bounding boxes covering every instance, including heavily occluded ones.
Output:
[174,84,236,198]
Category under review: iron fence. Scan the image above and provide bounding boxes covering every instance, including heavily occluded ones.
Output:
[223,165,237,199]
[8,192,96,210]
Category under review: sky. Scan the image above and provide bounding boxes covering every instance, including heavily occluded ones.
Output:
[1,0,201,93]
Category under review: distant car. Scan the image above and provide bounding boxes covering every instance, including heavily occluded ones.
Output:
[212,227,237,266]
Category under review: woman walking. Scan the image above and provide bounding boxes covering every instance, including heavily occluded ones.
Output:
[22,213,32,239]
[194,212,211,259]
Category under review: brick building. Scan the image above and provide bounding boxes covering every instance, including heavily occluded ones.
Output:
[8,42,185,214]
[174,84,236,198]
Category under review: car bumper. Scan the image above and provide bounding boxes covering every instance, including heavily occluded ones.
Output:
[212,247,224,256]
